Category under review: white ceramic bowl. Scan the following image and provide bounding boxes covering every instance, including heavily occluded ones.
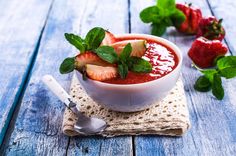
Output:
[77,34,182,112]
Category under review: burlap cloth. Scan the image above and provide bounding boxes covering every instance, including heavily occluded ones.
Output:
[62,73,190,137]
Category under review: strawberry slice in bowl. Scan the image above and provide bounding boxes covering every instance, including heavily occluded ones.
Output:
[85,64,118,81]
[100,30,116,46]
[111,40,147,57]
[75,51,111,70]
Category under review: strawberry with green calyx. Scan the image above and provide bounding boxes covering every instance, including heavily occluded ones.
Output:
[140,0,186,36]
[60,27,152,81]
[194,56,236,100]
[188,37,228,68]
[196,16,225,41]
[176,3,202,34]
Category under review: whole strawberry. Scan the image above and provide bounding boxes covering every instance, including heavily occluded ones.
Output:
[196,16,225,41]
[188,37,228,68]
[176,3,202,34]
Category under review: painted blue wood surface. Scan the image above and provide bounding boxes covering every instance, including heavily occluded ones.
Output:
[0,0,53,145]
[131,0,236,155]
[2,0,132,155]
[1,0,236,155]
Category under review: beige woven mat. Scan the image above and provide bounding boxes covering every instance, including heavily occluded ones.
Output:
[62,73,190,137]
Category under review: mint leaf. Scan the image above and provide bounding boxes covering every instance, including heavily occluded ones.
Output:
[171,9,186,27]
[194,76,211,92]
[201,69,218,83]
[151,23,166,36]
[85,27,105,50]
[95,46,118,63]
[119,43,132,63]
[157,0,175,10]
[217,56,236,69]
[140,6,162,23]
[217,56,236,79]
[59,57,75,74]
[118,63,128,79]
[64,33,86,53]
[212,74,224,100]
[128,57,152,73]
[219,67,236,79]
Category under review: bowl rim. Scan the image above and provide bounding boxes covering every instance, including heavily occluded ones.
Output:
[80,33,182,88]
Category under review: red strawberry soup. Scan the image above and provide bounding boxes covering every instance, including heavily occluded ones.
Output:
[104,37,179,84]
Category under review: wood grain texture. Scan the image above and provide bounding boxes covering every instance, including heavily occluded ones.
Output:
[131,0,236,155]
[3,0,132,155]
[0,0,53,145]
[66,0,132,155]
[207,0,236,55]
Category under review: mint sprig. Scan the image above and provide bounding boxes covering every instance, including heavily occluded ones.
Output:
[64,27,105,53]
[94,43,152,79]
[60,27,152,78]
[194,56,236,100]
[139,0,186,36]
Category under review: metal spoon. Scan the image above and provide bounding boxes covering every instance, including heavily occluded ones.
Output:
[42,75,107,135]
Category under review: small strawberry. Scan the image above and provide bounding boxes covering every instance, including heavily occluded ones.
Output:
[111,40,147,57]
[188,37,228,68]
[85,64,118,81]
[100,30,116,46]
[176,3,202,34]
[75,51,110,70]
[196,16,225,41]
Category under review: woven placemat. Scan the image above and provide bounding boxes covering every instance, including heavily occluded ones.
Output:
[62,73,190,137]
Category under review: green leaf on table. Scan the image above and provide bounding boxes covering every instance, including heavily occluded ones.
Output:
[217,56,236,79]
[59,57,75,74]
[128,57,152,73]
[64,33,86,53]
[139,6,162,23]
[212,74,224,100]
[194,76,211,92]
[118,63,129,79]
[157,0,175,10]
[201,69,218,83]
[85,27,105,50]
[119,43,132,63]
[171,9,186,27]
[151,23,167,36]
[95,46,118,64]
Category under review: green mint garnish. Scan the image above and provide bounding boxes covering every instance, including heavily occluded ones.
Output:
[194,56,236,100]
[95,46,118,64]
[60,27,152,78]
[139,0,186,36]
[59,57,75,74]
[64,27,105,53]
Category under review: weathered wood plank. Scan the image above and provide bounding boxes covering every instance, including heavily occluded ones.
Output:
[66,0,132,155]
[0,0,53,145]
[131,0,236,155]
[207,0,236,55]
[3,0,132,155]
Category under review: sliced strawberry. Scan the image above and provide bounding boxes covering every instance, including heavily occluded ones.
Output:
[75,51,110,70]
[86,64,118,81]
[111,40,147,57]
[100,30,116,46]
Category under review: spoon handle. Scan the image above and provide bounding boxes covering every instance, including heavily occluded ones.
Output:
[42,75,71,107]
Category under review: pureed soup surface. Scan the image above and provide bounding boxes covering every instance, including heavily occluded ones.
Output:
[104,37,179,84]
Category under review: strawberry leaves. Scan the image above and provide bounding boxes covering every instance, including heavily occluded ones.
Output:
[139,0,186,36]
[194,56,236,100]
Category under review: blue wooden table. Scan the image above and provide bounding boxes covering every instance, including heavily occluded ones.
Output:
[0,0,236,155]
